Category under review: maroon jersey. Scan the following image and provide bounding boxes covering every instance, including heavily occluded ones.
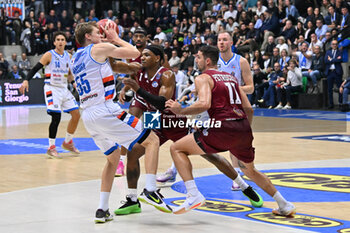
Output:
[130,55,142,64]
[204,69,246,121]
[134,67,176,112]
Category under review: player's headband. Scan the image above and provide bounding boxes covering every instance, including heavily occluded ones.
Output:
[146,45,164,62]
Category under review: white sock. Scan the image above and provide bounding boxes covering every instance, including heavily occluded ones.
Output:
[170,162,176,171]
[127,188,138,202]
[234,167,241,174]
[273,191,288,208]
[49,138,55,147]
[64,132,74,143]
[233,174,249,190]
[120,155,126,163]
[184,180,199,196]
[98,192,110,211]
[145,174,157,192]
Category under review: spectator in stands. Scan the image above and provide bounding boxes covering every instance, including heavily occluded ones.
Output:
[305,20,315,43]
[239,11,251,26]
[143,19,156,38]
[279,49,291,70]
[59,10,73,31]
[256,0,267,17]
[180,48,194,71]
[172,63,188,98]
[159,0,171,27]
[38,11,46,28]
[106,10,117,21]
[340,77,350,112]
[85,9,99,22]
[170,0,179,25]
[325,5,341,29]
[65,31,75,53]
[296,21,305,39]
[236,22,259,54]
[177,1,189,22]
[169,50,181,67]
[320,0,329,17]
[253,50,264,69]
[8,53,19,70]
[163,41,172,60]
[260,9,279,51]
[225,17,238,32]
[46,9,58,26]
[259,62,284,108]
[275,59,303,109]
[154,26,167,46]
[18,53,31,75]
[324,31,332,51]
[302,45,324,93]
[265,35,276,54]
[339,5,349,30]
[32,21,45,55]
[308,33,323,53]
[262,53,272,73]
[313,8,324,24]
[7,65,26,79]
[20,21,33,55]
[325,39,343,109]
[294,42,313,71]
[304,7,315,28]
[224,4,237,21]
[251,64,268,105]
[281,20,297,45]
[315,19,328,43]
[0,53,9,77]
[34,0,45,18]
[276,36,289,55]
[270,48,281,69]
[282,0,299,24]
[195,17,205,34]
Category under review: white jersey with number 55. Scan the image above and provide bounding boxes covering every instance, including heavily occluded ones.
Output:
[70,44,115,109]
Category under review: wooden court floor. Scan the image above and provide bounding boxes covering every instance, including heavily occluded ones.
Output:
[0,106,349,232]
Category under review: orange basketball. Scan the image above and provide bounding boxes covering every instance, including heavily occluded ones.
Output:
[97,19,119,37]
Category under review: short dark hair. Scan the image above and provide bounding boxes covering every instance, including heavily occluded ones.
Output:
[53,31,67,42]
[199,45,219,64]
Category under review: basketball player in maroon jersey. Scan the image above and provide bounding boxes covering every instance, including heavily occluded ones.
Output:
[114,45,263,215]
[166,45,296,216]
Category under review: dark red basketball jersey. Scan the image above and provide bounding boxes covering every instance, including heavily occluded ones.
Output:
[130,55,142,64]
[203,69,246,121]
[135,67,176,112]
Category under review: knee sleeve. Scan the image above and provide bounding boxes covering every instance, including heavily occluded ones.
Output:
[48,112,61,139]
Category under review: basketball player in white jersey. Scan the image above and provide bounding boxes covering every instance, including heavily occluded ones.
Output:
[20,32,80,158]
[217,31,254,190]
[71,22,172,223]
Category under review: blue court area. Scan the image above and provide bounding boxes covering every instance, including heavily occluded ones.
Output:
[167,167,350,232]
[294,134,350,143]
[253,108,350,121]
[0,138,99,155]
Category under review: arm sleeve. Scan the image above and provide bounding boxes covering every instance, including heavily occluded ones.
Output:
[136,88,167,111]
[25,62,43,81]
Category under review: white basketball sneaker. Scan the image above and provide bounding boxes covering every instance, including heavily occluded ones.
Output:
[173,192,206,214]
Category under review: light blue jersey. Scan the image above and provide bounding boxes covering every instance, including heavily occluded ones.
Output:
[217,53,242,85]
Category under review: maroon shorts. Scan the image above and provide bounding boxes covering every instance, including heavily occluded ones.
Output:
[194,118,255,163]
[130,98,188,145]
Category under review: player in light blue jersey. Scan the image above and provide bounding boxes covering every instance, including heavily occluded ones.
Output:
[71,22,172,223]
[217,31,254,190]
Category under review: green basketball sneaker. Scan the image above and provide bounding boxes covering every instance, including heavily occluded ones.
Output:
[114,196,141,215]
[242,186,264,207]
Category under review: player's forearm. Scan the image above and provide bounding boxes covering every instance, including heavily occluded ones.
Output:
[112,38,140,58]
[111,60,141,74]
[180,101,209,115]
[240,84,254,94]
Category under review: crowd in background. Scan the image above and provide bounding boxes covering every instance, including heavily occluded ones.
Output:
[0,0,350,111]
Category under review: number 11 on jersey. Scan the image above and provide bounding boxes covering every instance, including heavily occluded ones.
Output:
[224,82,242,104]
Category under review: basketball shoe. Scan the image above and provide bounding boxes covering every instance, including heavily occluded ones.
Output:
[46,145,62,159]
[156,168,177,183]
[138,189,172,213]
[173,192,206,214]
[242,186,264,207]
[114,196,141,215]
[94,209,113,223]
[115,161,125,177]
[62,140,80,154]
[272,202,296,216]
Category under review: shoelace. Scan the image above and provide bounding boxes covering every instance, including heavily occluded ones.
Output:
[156,189,164,199]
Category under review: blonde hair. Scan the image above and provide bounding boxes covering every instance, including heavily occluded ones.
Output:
[75,22,98,46]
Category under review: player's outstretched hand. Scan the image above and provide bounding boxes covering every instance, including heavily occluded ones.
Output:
[118,87,126,104]
[101,22,119,43]
[19,80,29,94]
[165,99,182,114]
[122,78,140,92]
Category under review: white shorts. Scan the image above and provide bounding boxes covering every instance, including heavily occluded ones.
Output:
[44,84,79,113]
[82,100,149,155]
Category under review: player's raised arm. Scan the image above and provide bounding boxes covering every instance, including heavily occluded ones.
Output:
[109,58,141,74]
